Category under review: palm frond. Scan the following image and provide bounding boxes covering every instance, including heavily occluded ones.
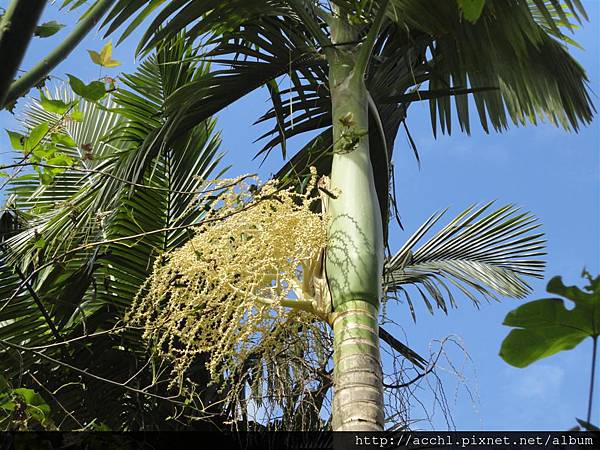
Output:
[386,0,593,134]
[103,0,291,53]
[384,203,546,317]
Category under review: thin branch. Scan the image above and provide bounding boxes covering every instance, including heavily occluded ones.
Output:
[587,336,597,423]
[379,326,427,370]
[0,338,186,405]
[383,344,443,389]
[0,160,256,195]
[2,192,279,312]
[19,326,130,351]
[29,372,84,429]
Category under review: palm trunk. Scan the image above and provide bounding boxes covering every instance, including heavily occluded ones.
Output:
[326,47,385,431]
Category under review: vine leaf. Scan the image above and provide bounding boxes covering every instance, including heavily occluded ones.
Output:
[34,21,65,38]
[39,91,76,115]
[22,122,50,152]
[87,41,121,68]
[68,74,107,102]
[500,274,600,368]
[7,131,27,150]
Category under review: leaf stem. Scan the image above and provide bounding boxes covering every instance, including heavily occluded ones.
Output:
[13,265,62,341]
[288,0,331,49]
[354,0,390,78]
[587,336,597,423]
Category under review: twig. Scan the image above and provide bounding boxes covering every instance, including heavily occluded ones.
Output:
[1,160,256,195]
[587,336,597,423]
[29,372,84,429]
[3,0,115,107]
[0,338,186,405]
[383,347,442,389]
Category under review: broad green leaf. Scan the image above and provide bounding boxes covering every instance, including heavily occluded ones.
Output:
[67,74,107,102]
[25,122,50,151]
[7,130,26,150]
[47,153,74,170]
[456,0,486,23]
[51,133,77,148]
[500,274,600,368]
[34,21,65,38]
[12,388,45,407]
[70,109,84,121]
[12,388,51,423]
[39,92,75,115]
[0,401,16,411]
[32,143,57,160]
[88,41,121,68]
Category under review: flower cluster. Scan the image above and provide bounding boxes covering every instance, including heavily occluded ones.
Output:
[126,172,329,394]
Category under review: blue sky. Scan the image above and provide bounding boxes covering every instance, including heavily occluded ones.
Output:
[1,1,598,430]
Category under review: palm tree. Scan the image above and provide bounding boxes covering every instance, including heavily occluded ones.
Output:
[1,0,594,431]
[89,0,593,431]
[74,0,592,430]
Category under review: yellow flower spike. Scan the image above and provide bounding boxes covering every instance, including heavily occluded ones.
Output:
[126,170,328,395]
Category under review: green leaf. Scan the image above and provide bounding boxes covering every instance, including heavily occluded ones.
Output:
[67,74,107,102]
[25,122,50,151]
[39,92,75,115]
[500,274,600,368]
[13,388,51,423]
[0,401,16,412]
[34,21,65,38]
[47,153,74,169]
[456,0,486,23]
[32,143,57,160]
[87,41,121,68]
[51,133,77,148]
[70,109,84,122]
[42,173,55,185]
[7,130,26,150]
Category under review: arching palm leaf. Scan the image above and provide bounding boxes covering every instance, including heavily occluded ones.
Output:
[384,203,546,318]
[86,1,593,254]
